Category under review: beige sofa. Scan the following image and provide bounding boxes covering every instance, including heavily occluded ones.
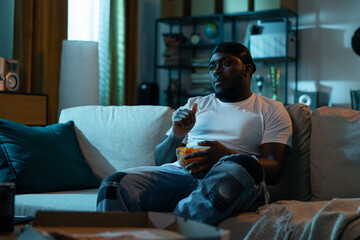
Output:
[14,104,360,239]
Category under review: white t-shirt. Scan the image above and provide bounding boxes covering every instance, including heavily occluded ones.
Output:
[167,93,292,158]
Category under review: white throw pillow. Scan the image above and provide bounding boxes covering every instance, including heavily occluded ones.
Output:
[59,105,173,180]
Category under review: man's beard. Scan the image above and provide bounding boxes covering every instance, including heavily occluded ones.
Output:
[214,88,232,99]
[212,78,243,102]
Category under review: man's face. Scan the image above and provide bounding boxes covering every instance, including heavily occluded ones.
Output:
[209,52,250,102]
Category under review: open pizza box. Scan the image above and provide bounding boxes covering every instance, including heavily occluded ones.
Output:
[18,211,230,240]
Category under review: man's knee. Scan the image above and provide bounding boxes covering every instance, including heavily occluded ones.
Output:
[97,172,127,205]
[222,155,264,185]
[206,174,244,213]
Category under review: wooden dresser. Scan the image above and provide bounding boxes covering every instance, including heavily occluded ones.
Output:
[0,92,48,126]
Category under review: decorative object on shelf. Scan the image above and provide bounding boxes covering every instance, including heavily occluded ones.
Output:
[243,24,255,47]
[0,73,4,91]
[294,91,329,111]
[190,32,201,44]
[270,66,280,101]
[352,27,360,56]
[204,22,219,40]
[255,75,264,95]
[250,20,296,59]
[0,57,20,92]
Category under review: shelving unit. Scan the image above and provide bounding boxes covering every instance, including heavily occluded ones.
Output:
[154,9,298,108]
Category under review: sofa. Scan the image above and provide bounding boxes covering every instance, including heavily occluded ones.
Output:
[6,103,360,239]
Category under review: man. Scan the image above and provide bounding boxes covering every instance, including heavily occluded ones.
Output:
[97,42,292,225]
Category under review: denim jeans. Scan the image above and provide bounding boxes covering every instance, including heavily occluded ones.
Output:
[97,154,264,225]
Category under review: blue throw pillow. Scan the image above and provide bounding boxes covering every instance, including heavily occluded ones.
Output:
[0,119,100,193]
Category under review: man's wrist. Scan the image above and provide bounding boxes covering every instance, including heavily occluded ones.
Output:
[169,131,186,141]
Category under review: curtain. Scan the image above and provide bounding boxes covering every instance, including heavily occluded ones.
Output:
[124,0,138,105]
[99,0,123,105]
[13,0,137,123]
[99,0,137,106]
[13,0,68,124]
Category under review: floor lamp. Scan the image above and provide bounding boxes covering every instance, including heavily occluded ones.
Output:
[58,40,99,116]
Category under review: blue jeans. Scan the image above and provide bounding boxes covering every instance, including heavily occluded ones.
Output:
[96,154,264,225]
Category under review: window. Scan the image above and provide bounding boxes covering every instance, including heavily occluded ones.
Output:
[67,0,100,42]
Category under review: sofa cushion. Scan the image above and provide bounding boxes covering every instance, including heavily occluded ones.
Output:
[266,103,311,201]
[0,119,100,193]
[311,106,360,200]
[218,212,261,240]
[59,105,173,180]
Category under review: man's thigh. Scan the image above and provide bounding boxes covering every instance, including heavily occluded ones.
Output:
[99,164,198,212]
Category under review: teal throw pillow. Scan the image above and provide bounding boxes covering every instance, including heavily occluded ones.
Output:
[0,119,100,193]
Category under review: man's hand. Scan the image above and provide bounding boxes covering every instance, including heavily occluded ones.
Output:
[172,104,197,137]
[183,141,237,177]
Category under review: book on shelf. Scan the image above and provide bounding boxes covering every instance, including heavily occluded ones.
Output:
[163,33,186,47]
[191,73,209,80]
[191,65,210,87]
[191,58,209,67]
[162,33,188,66]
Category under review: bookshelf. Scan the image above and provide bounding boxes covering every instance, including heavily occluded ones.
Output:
[154,9,298,108]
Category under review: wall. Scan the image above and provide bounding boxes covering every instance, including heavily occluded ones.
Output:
[138,0,360,107]
[297,0,360,108]
[0,0,15,59]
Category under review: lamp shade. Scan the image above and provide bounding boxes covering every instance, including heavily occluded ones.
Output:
[58,40,99,116]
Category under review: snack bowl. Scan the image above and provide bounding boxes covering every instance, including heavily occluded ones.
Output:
[176,146,210,171]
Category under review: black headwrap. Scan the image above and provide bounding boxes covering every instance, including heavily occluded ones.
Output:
[212,42,256,74]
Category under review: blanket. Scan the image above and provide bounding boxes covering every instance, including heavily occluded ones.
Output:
[245,198,360,240]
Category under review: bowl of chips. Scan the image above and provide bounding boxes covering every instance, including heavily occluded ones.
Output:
[176,146,210,174]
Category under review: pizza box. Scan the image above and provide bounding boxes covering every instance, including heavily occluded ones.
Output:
[18,211,230,240]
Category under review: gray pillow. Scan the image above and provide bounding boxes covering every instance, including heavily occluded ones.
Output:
[310,106,360,200]
[267,103,311,201]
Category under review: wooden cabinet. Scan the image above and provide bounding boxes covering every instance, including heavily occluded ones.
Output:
[0,92,48,126]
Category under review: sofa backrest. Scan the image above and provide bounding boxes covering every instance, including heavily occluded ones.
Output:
[59,103,313,202]
[266,103,312,201]
[310,106,360,200]
[59,105,173,180]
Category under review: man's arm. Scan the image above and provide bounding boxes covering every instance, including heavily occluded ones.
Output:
[154,104,198,166]
[180,140,237,174]
[154,133,184,166]
[258,142,291,185]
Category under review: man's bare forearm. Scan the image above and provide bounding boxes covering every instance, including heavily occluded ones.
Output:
[154,133,185,166]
